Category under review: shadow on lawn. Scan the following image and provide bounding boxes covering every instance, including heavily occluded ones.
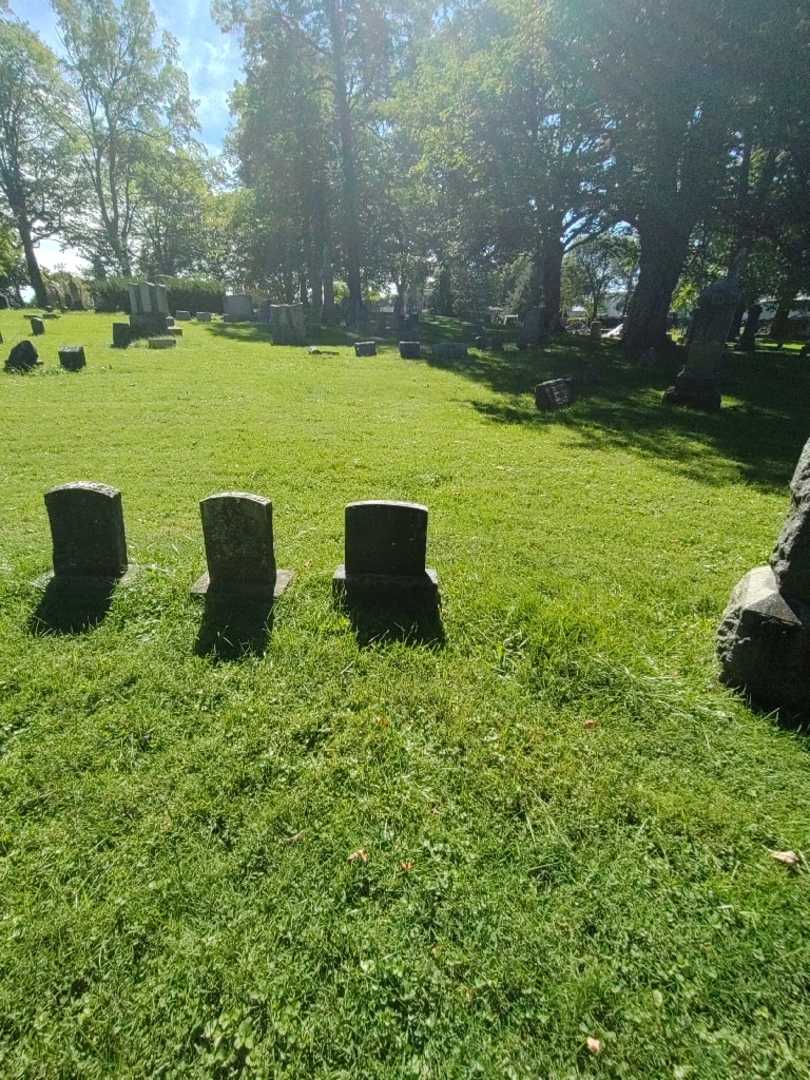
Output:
[337,593,446,649]
[430,340,810,495]
[29,577,115,635]
[195,594,274,661]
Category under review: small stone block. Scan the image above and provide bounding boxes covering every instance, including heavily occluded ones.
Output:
[535,378,575,410]
[196,311,212,322]
[431,342,468,361]
[44,481,129,581]
[58,346,86,371]
[355,341,377,357]
[399,341,421,359]
[148,337,176,349]
[29,316,45,336]
[167,327,183,337]
[175,310,192,321]
[112,323,131,348]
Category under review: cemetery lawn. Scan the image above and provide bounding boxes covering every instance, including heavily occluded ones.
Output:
[4,310,810,1080]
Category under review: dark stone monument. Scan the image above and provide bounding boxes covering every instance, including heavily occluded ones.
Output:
[175,310,192,321]
[355,341,377,357]
[29,316,45,336]
[5,340,40,372]
[718,436,810,714]
[535,377,576,411]
[431,342,468,361]
[191,492,293,600]
[399,341,421,359]
[738,303,763,352]
[196,311,212,322]
[148,337,176,349]
[663,279,741,411]
[333,500,439,600]
[112,322,131,348]
[58,346,86,371]
[42,482,132,584]
[167,327,183,337]
[128,282,170,338]
[517,306,545,349]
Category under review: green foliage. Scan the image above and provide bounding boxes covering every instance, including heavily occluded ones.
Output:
[90,275,226,313]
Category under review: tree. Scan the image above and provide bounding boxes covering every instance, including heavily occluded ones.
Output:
[563,233,637,322]
[0,18,78,306]
[53,0,198,275]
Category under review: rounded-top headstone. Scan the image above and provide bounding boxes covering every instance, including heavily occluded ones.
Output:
[344,500,428,577]
[44,481,128,579]
[200,491,276,590]
[5,340,39,372]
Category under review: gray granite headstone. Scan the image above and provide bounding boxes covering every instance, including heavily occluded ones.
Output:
[223,294,255,320]
[129,282,170,337]
[399,341,421,359]
[270,304,305,344]
[44,482,129,581]
[58,346,86,371]
[191,492,293,599]
[431,342,468,361]
[355,341,376,357]
[334,500,439,598]
[196,311,212,322]
[112,323,131,348]
[175,310,192,321]
[30,316,45,336]
[535,377,576,410]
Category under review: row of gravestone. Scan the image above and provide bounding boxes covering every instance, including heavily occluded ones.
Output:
[36,483,439,606]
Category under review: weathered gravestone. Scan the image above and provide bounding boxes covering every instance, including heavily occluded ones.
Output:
[223,294,255,321]
[663,279,741,411]
[58,346,86,371]
[718,436,810,714]
[431,342,468,361]
[40,482,135,585]
[196,311,212,322]
[175,310,191,321]
[333,500,439,601]
[270,304,305,345]
[399,341,421,359]
[355,341,377,357]
[112,322,131,348]
[29,316,45,336]
[5,340,40,372]
[129,282,170,338]
[535,377,576,411]
[167,327,183,337]
[148,336,176,349]
[590,319,604,341]
[738,303,763,352]
[517,306,545,349]
[191,492,293,600]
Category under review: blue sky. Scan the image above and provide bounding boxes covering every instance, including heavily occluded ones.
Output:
[15,0,243,271]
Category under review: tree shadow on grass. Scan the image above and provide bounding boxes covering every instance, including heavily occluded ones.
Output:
[194,594,274,661]
[204,321,358,349]
[29,577,115,636]
[337,593,446,649]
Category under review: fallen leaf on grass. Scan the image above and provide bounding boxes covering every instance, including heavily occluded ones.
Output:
[583,719,599,731]
[348,848,369,864]
[586,1037,603,1055]
[400,860,414,872]
[769,850,801,868]
[283,831,305,844]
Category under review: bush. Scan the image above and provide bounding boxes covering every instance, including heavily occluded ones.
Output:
[90,276,226,314]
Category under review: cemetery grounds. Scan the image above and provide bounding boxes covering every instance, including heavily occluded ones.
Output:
[2,309,810,1077]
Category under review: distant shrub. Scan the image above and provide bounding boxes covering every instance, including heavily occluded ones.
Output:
[90,275,226,314]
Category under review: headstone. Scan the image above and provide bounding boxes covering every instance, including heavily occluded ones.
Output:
[517,306,545,349]
[196,311,212,322]
[29,316,45,336]
[333,500,439,600]
[223,294,255,320]
[148,337,176,349]
[431,342,468,361]
[270,304,305,345]
[535,377,576,411]
[175,310,192,321]
[191,492,293,599]
[663,279,740,411]
[5,341,40,372]
[222,314,238,323]
[355,341,376,357]
[399,341,421,359]
[167,327,183,337]
[589,319,604,340]
[112,322,131,349]
[738,303,763,352]
[43,482,130,582]
[718,436,810,713]
[58,346,86,371]
[128,281,170,337]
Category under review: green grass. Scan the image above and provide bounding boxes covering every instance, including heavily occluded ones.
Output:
[2,310,810,1077]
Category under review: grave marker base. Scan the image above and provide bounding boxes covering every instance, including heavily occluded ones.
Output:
[332,566,439,600]
[190,568,294,601]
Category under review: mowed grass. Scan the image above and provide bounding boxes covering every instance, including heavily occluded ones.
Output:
[2,310,810,1077]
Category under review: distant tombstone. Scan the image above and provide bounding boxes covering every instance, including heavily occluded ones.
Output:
[175,310,192,321]
[29,316,45,336]
[333,500,439,600]
[191,492,293,600]
[718,436,810,713]
[270,304,305,345]
[738,303,763,352]
[43,482,130,583]
[148,336,176,349]
[535,377,576,411]
[589,319,604,340]
[222,314,238,324]
[663,279,740,411]
[223,294,255,320]
[355,341,376,357]
[112,322,131,349]
[58,346,86,371]
[167,327,183,337]
[5,340,40,372]
[129,281,170,337]
[399,341,421,359]
[431,342,468,361]
[517,306,545,349]
[196,311,212,322]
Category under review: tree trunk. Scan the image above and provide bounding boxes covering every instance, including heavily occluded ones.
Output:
[541,236,564,332]
[15,210,47,308]
[327,0,362,327]
[623,213,690,355]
